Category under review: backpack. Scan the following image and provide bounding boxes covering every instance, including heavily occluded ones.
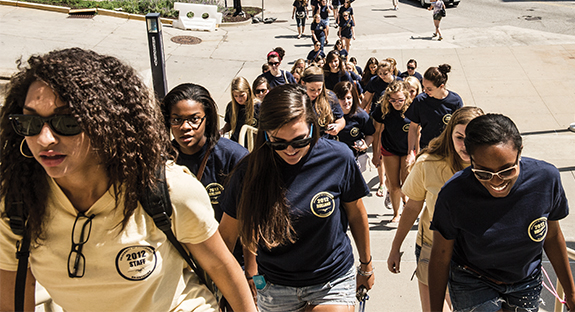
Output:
[9,165,217,311]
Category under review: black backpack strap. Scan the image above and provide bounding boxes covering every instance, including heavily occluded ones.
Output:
[140,165,210,288]
[9,200,30,311]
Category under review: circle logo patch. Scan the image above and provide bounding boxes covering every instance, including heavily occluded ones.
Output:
[402,124,410,132]
[206,183,224,205]
[442,114,452,125]
[310,192,335,218]
[528,217,547,242]
[116,245,157,281]
[350,127,360,138]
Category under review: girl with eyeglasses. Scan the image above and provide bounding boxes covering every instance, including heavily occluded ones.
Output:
[252,76,270,103]
[387,106,484,312]
[333,81,374,172]
[323,50,353,92]
[220,76,260,143]
[258,51,297,89]
[405,64,464,167]
[371,81,414,224]
[0,48,256,312]
[301,65,346,137]
[218,84,374,311]
[428,113,575,312]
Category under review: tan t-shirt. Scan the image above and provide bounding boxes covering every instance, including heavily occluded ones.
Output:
[0,163,219,311]
[402,154,455,247]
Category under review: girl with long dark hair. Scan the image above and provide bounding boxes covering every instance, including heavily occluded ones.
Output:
[219,84,374,311]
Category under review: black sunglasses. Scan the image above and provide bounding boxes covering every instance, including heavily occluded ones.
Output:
[407,66,416,70]
[265,124,314,150]
[9,114,82,136]
[268,61,280,66]
[255,88,268,95]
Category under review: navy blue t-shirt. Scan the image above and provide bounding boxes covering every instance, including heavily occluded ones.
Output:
[404,91,463,148]
[220,138,370,287]
[224,102,260,142]
[348,71,364,94]
[338,5,353,18]
[313,90,344,137]
[307,49,325,63]
[319,3,330,19]
[338,19,354,39]
[338,108,375,157]
[399,71,423,84]
[258,70,297,89]
[324,71,353,91]
[174,138,248,263]
[365,75,402,109]
[355,65,363,76]
[371,105,411,156]
[311,20,328,41]
[431,157,569,283]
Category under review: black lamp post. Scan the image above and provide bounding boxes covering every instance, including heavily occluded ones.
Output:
[146,13,168,101]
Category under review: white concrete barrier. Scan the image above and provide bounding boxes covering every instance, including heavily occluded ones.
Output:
[172,2,222,32]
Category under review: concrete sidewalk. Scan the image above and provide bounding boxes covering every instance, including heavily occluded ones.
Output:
[2,0,575,311]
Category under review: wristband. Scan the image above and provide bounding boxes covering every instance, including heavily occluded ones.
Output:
[359,255,372,265]
[246,275,253,280]
[357,265,374,277]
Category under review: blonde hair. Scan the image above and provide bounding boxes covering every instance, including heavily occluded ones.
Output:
[230,76,257,136]
[291,58,306,73]
[377,80,412,119]
[404,76,422,98]
[385,57,398,76]
[302,65,334,127]
[376,60,393,76]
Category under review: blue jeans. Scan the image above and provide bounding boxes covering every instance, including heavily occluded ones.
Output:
[256,266,356,312]
[449,262,543,312]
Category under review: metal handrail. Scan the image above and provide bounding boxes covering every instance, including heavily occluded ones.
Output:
[553,247,575,312]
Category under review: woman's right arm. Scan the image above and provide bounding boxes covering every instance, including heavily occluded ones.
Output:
[371,121,383,167]
[220,122,232,136]
[406,121,421,166]
[387,199,425,273]
[0,268,36,312]
[360,91,373,111]
[218,213,240,252]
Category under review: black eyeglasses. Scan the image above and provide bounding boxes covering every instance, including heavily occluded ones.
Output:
[407,66,416,70]
[265,124,314,150]
[169,115,206,129]
[268,61,280,66]
[9,114,82,137]
[68,212,95,278]
[255,89,268,95]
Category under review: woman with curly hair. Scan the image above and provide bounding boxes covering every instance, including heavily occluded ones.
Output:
[220,76,260,143]
[0,48,256,312]
[301,65,346,137]
[371,81,413,223]
[219,84,374,311]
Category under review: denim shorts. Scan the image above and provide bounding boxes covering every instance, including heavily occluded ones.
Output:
[256,265,356,312]
[448,262,543,312]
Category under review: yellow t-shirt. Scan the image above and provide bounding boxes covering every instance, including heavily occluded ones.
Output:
[402,154,455,247]
[0,163,219,312]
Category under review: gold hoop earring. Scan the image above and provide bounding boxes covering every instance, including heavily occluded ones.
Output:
[20,139,34,159]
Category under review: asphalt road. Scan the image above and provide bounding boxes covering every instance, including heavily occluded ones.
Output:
[445,0,575,36]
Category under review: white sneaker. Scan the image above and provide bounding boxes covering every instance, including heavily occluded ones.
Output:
[384,191,392,209]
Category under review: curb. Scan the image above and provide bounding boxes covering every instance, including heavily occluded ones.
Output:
[0,0,257,27]
[0,0,174,24]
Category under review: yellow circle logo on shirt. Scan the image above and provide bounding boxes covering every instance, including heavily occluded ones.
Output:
[528,217,547,242]
[442,114,452,125]
[402,124,410,132]
[350,127,360,137]
[310,192,335,218]
[116,246,157,281]
[206,183,224,205]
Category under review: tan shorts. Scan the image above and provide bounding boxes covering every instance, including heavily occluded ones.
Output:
[415,243,432,285]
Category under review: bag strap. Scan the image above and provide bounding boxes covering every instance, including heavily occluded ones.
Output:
[9,200,30,311]
[140,165,209,287]
[282,70,288,84]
